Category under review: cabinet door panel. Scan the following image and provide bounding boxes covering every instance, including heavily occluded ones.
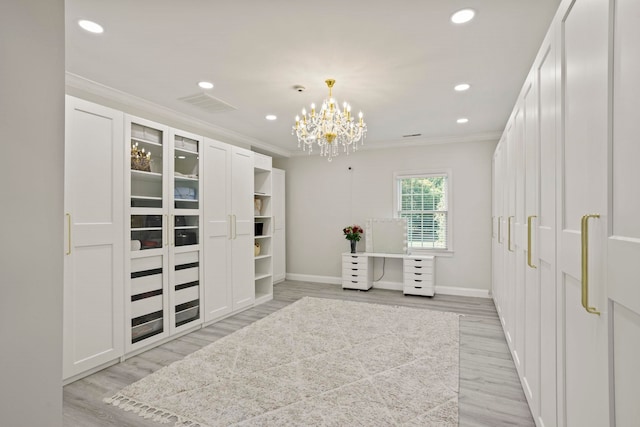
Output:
[558,1,609,425]
[609,0,640,424]
[64,97,124,379]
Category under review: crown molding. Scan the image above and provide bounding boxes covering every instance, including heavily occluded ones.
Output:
[287,131,501,157]
[65,72,291,158]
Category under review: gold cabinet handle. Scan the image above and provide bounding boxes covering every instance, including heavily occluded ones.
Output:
[527,215,537,268]
[581,214,601,315]
[498,216,502,243]
[508,216,515,252]
[66,213,71,255]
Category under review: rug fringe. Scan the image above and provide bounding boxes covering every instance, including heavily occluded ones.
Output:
[104,394,204,427]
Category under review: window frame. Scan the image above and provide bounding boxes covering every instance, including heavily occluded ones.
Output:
[393,169,453,255]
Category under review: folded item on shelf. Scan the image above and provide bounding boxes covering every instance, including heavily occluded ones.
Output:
[175,187,196,200]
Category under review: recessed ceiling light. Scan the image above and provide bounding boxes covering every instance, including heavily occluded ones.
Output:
[78,19,104,34]
[454,83,471,92]
[457,118,469,124]
[265,115,277,121]
[451,9,475,24]
[198,81,214,89]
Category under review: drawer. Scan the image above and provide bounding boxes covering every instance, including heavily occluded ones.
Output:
[342,279,372,291]
[131,273,163,296]
[342,270,368,281]
[342,254,368,265]
[403,264,433,275]
[174,285,199,305]
[131,294,163,318]
[342,264,369,272]
[174,251,199,265]
[404,276,433,287]
[175,266,199,285]
[403,284,435,297]
[131,255,163,273]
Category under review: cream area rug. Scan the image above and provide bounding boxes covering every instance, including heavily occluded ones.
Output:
[105,297,460,426]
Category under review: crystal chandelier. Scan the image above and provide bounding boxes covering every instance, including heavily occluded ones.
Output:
[292,79,367,161]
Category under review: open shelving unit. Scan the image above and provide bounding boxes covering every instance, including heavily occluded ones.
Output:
[253,153,273,304]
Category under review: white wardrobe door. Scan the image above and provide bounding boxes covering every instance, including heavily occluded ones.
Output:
[609,0,640,424]
[202,138,232,322]
[63,96,124,379]
[557,0,610,425]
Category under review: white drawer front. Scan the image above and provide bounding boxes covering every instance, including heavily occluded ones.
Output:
[174,285,199,305]
[342,270,368,280]
[342,262,369,271]
[342,254,368,265]
[403,284,435,296]
[404,264,434,275]
[131,273,163,296]
[131,255,163,272]
[131,294,163,318]
[404,274,433,285]
[342,279,371,290]
[175,266,199,285]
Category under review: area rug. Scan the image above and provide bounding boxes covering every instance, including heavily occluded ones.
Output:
[105,297,460,426]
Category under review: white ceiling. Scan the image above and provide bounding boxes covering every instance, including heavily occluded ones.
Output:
[65,0,561,157]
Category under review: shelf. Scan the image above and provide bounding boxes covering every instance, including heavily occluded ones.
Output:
[131,227,163,232]
[254,192,271,197]
[254,254,272,260]
[132,195,162,201]
[174,198,199,203]
[175,225,198,230]
[131,137,162,147]
[174,175,198,182]
[174,147,198,155]
[254,215,271,219]
[254,273,272,281]
[254,235,272,239]
[131,170,162,182]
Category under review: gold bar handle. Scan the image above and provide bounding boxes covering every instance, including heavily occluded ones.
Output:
[527,215,537,268]
[66,213,71,255]
[498,216,502,243]
[508,216,515,252]
[581,214,601,315]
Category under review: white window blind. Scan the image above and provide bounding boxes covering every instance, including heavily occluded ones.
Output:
[396,173,449,250]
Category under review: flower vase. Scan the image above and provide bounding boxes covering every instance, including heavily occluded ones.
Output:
[350,240,357,254]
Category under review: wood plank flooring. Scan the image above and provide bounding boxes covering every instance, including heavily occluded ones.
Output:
[63,281,534,426]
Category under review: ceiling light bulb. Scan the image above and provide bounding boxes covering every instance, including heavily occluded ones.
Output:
[451,9,475,24]
[265,115,277,121]
[454,83,471,91]
[198,81,214,89]
[78,19,104,34]
[457,118,469,124]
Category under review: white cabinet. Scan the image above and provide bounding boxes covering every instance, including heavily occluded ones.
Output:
[402,256,434,296]
[254,153,273,304]
[125,116,204,353]
[202,138,254,323]
[492,0,616,425]
[341,254,373,290]
[63,96,124,380]
[608,0,640,424]
[272,168,286,283]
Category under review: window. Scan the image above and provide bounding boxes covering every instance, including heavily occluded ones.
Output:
[395,171,450,250]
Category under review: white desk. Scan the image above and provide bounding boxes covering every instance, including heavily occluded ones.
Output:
[341,252,435,296]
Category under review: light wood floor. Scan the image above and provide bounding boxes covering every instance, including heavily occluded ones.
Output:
[63,281,534,426]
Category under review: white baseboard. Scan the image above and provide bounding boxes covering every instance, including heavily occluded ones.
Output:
[285,273,490,298]
[286,273,341,285]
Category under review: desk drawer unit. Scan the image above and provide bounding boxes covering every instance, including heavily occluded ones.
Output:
[342,254,373,290]
[403,256,435,296]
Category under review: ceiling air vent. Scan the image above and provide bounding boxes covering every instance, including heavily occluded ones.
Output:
[178,92,237,113]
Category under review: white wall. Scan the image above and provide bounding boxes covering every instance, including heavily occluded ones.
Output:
[0,1,64,425]
[275,139,497,295]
